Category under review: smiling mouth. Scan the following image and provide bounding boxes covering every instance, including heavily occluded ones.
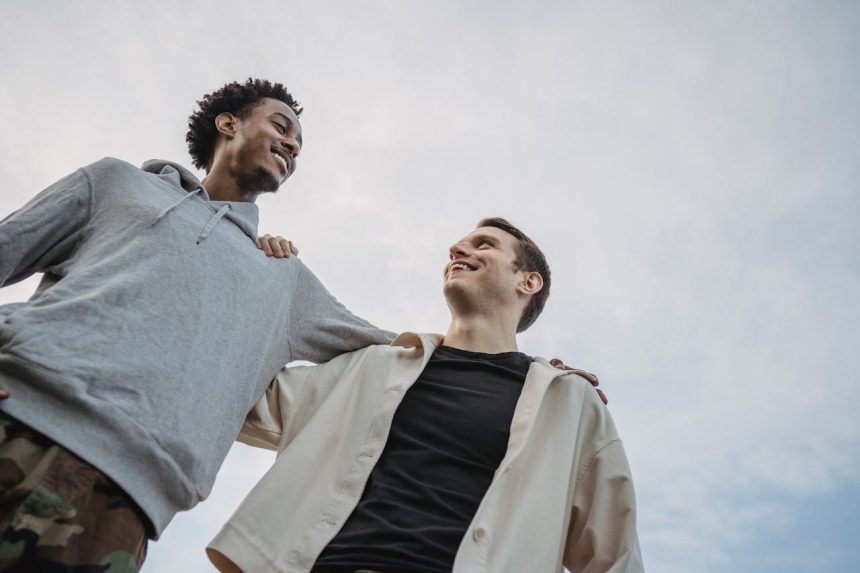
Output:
[271,150,290,175]
[448,262,477,276]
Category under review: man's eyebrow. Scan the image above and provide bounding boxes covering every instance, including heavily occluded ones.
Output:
[472,233,500,245]
[272,112,303,146]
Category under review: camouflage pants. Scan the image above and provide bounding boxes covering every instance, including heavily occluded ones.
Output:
[0,412,149,572]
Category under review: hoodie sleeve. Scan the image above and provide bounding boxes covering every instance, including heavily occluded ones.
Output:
[287,263,395,364]
[0,168,93,287]
[564,439,644,573]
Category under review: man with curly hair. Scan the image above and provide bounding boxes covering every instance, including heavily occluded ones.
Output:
[0,79,393,571]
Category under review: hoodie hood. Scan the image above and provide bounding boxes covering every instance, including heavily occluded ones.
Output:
[141,159,260,242]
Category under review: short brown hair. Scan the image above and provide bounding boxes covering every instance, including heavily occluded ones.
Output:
[477,217,551,332]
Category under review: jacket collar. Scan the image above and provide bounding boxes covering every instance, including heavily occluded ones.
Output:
[390,333,571,468]
[390,332,443,350]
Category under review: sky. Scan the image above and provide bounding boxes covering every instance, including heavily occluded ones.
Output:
[1,1,858,571]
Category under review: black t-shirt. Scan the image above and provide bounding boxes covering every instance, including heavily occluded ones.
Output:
[312,345,533,573]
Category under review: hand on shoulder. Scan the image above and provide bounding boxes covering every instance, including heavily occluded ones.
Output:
[256,235,299,259]
[549,359,608,405]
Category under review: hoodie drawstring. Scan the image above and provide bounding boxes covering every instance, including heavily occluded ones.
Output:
[152,187,203,226]
[196,204,231,244]
[151,187,233,245]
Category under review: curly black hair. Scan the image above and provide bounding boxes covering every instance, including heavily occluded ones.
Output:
[186,78,303,171]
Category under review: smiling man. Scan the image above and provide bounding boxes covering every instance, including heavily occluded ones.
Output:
[208,218,643,573]
[0,79,391,571]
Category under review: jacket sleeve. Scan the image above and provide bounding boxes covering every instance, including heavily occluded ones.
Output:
[0,168,93,287]
[287,263,395,364]
[564,440,644,573]
[237,347,368,451]
[237,364,316,451]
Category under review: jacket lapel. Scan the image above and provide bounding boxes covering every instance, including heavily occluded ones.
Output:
[499,358,562,468]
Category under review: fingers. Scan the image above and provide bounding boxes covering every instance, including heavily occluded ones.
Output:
[271,237,287,258]
[576,369,600,387]
[256,235,298,258]
[0,389,9,400]
[550,359,607,404]
[258,235,274,256]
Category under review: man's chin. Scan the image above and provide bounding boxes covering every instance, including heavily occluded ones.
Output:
[238,167,282,194]
[443,280,470,301]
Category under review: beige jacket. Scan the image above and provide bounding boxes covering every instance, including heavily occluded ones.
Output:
[208,334,643,573]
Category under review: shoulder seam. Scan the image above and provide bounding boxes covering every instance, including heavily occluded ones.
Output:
[575,438,622,483]
[80,167,95,223]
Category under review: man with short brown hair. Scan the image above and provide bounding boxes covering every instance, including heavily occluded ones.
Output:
[208,218,643,573]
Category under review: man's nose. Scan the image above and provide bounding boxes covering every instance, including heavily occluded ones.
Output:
[449,242,470,258]
[282,137,300,158]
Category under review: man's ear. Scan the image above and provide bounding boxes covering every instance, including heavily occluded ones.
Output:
[214,112,238,138]
[517,271,544,296]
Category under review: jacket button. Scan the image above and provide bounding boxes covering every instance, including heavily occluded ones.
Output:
[473,526,486,541]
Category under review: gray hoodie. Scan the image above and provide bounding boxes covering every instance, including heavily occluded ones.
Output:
[0,157,393,536]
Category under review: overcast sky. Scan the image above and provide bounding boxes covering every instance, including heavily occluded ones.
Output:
[1,1,858,571]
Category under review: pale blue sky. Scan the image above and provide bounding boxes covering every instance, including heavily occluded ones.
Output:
[1,1,858,571]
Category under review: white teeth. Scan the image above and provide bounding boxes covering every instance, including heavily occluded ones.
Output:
[451,263,471,272]
[273,153,288,172]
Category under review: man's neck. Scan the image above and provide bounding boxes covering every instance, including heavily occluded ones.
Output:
[443,315,519,354]
[202,167,260,203]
